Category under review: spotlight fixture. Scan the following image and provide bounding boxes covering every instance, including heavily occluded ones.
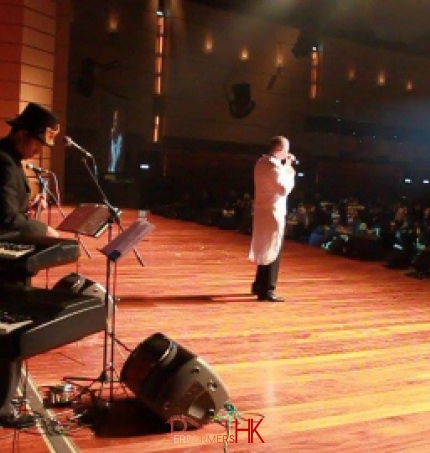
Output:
[377,70,386,86]
[240,47,249,62]
[107,8,120,33]
[204,33,214,54]
[406,79,414,91]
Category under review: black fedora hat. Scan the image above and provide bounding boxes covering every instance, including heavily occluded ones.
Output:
[6,102,59,147]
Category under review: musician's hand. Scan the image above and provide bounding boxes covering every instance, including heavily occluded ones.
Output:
[46,225,60,238]
[30,193,48,211]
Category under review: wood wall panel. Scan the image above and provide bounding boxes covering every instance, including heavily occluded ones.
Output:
[21,45,54,68]
[20,65,53,88]
[0,1,71,198]
[23,7,56,34]
[19,83,53,105]
[0,61,21,81]
[20,0,57,194]
[0,3,23,23]
[0,42,22,61]
[22,26,55,52]
[0,23,23,43]
[23,0,55,16]
[0,3,22,131]
[0,80,20,100]
[0,99,20,118]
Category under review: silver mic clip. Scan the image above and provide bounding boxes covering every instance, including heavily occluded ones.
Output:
[63,136,93,159]
[26,163,52,175]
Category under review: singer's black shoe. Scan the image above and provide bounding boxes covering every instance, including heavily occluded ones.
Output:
[251,283,260,295]
[257,292,284,302]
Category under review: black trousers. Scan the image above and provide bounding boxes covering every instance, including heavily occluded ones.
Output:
[253,249,282,296]
[0,359,21,416]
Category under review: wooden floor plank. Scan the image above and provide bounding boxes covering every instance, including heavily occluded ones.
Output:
[1,210,430,452]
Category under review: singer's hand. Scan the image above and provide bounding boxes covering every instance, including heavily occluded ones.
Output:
[284,165,296,177]
[289,153,297,162]
[46,225,60,238]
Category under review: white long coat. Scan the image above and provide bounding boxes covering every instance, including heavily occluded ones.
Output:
[249,155,295,265]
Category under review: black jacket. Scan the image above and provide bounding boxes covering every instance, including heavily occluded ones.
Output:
[0,137,47,235]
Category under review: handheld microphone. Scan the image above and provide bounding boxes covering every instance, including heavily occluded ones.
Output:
[282,154,299,166]
[63,136,93,158]
[290,154,300,165]
[26,163,52,174]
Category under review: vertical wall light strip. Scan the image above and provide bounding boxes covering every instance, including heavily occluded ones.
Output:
[153,115,160,143]
[153,0,166,143]
[310,47,320,99]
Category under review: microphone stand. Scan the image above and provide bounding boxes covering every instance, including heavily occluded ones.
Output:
[62,154,139,414]
[34,172,92,259]
[34,174,51,288]
[79,155,144,266]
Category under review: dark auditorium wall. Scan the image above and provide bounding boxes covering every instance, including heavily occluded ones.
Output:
[164,1,310,145]
[65,0,430,204]
[310,37,430,163]
[65,0,157,204]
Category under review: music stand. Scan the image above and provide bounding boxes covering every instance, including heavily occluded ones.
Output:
[32,174,92,259]
[75,153,144,267]
[99,218,155,262]
[99,218,154,402]
[63,218,154,406]
[57,204,119,238]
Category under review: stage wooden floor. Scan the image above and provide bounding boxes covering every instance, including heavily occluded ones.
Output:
[2,209,430,452]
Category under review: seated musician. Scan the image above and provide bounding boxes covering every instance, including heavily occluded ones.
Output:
[0,102,60,237]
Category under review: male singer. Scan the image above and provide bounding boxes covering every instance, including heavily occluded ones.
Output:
[108,111,123,173]
[249,136,296,302]
[0,102,60,237]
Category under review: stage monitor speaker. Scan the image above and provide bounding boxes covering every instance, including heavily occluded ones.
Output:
[120,332,229,427]
[229,83,256,119]
[52,272,114,319]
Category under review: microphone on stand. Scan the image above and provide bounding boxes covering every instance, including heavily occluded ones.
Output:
[64,136,98,180]
[63,136,93,159]
[25,163,53,175]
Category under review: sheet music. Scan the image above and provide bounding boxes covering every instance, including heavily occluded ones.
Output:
[100,218,154,261]
[57,204,118,237]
